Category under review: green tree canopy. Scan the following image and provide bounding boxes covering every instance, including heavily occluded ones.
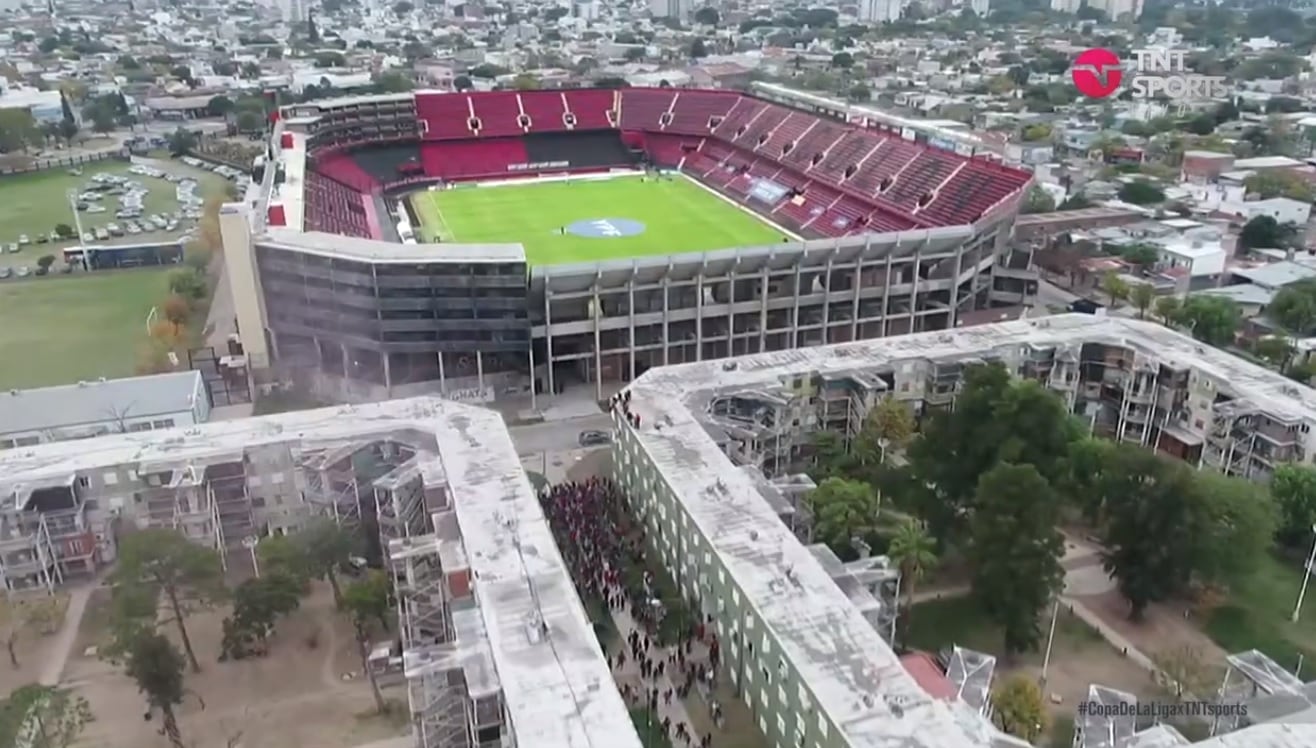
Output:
[807,478,881,554]
[968,463,1065,655]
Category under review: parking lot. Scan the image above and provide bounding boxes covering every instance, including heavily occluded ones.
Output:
[0,158,235,277]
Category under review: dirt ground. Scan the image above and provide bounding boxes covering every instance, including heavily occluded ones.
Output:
[0,593,68,694]
[1076,590,1230,669]
[67,582,407,748]
[1009,610,1161,715]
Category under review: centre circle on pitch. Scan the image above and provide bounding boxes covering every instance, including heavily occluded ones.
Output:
[565,218,646,238]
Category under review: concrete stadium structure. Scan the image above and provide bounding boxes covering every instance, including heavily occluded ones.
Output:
[218,87,1035,404]
[613,313,1316,748]
[0,397,642,748]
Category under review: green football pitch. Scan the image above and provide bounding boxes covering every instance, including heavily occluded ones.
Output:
[409,176,788,266]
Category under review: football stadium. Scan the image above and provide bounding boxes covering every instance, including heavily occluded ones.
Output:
[220,84,1035,403]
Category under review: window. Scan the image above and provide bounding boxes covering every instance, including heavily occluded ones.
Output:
[151,419,175,429]
[16,435,40,446]
[798,686,811,711]
[102,472,118,486]
[271,472,286,485]
[778,686,787,706]
[128,422,151,432]
[818,717,828,738]
[249,475,263,488]
[759,717,768,736]
[776,715,786,735]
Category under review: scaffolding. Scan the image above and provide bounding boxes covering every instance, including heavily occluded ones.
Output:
[299,439,414,529]
[0,477,96,594]
[945,646,996,717]
[1072,685,1137,748]
[1211,649,1305,736]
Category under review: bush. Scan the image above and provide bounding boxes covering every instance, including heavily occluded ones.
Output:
[182,243,213,271]
[36,254,55,270]
[54,223,75,238]
[167,267,207,301]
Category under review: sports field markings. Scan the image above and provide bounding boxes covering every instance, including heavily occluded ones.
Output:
[426,192,455,241]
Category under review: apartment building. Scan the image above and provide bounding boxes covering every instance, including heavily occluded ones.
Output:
[612,313,1316,748]
[0,397,641,748]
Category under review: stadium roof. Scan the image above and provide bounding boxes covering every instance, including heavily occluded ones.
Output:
[622,313,1316,748]
[0,397,642,748]
[0,371,204,438]
[261,228,527,264]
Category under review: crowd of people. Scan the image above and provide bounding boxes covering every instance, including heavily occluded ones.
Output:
[540,477,725,748]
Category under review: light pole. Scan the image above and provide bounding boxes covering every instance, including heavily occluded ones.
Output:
[1291,523,1316,623]
[243,536,261,578]
[1039,596,1061,689]
[66,188,87,250]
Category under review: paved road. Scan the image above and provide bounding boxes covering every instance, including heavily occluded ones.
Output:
[508,413,612,455]
[41,582,96,686]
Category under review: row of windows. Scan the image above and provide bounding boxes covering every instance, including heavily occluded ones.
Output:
[0,419,176,451]
[612,419,833,748]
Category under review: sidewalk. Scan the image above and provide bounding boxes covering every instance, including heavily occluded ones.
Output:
[606,600,705,747]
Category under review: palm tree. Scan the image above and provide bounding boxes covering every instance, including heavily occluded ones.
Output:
[888,519,937,624]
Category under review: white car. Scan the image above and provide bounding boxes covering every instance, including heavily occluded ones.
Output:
[17,234,29,245]
[15,266,30,277]
[5,243,17,253]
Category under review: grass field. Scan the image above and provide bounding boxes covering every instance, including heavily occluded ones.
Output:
[0,270,169,390]
[1204,553,1316,670]
[410,176,787,266]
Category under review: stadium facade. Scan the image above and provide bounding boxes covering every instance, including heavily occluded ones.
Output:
[0,397,643,748]
[615,313,1316,748]
[219,85,1036,403]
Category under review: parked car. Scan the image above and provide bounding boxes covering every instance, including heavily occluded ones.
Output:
[15,266,30,277]
[5,243,17,253]
[0,267,11,279]
[578,430,612,447]
[17,234,29,245]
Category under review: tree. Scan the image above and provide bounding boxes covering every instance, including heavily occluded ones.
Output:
[1154,295,1180,324]
[511,73,539,90]
[123,631,187,748]
[256,534,314,586]
[846,84,871,103]
[906,364,1078,545]
[1,596,62,668]
[1129,283,1155,319]
[59,91,75,124]
[453,75,473,92]
[694,6,718,25]
[167,268,207,301]
[1102,273,1130,307]
[968,464,1065,656]
[160,294,191,333]
[220,573,303,660]
[992,675,1049,741]
[1272,464,1316,551]
[1269,278,1316,336]
[36,254,55,272]
[0,108,42,153]
[296,518,360,607]
[1239,215,1297,251]
[888,519,937,620]
[1173,295,1240,347]
[207,96,234,116]
[1116,243,1159,270]
[1151,645,1218,702]
[112,529,224,673]
[1255,335,1295,373]
[392,0,413,12]
[167,127,197,156]
[831,52,854,69]
[0,684,92,748]
[1118,180,1166,205]
[375,71,414,93]
[1092,446,1204,619]
[1021,185,1055,214]
[1059,193,1093,210]
[235,110,264,133]
[856,397,915,459]
[688,39,708,59]
[1188,472,1275,586]
[1245,171,1315,202]
[342,571,392,714]
[807,478,881,554]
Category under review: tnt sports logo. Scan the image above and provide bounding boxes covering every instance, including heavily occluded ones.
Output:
[1071,48,1123,99]
[1071,48,1228,101]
